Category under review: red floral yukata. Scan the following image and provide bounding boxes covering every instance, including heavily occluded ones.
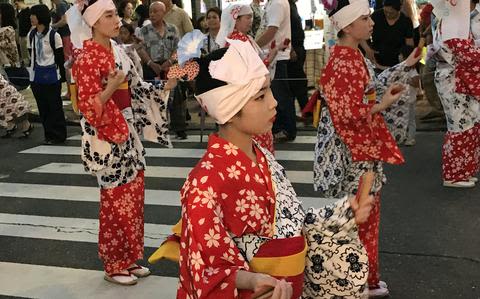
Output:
[227,30,275,154]
[319,45,406,288]
[433,21,480,182]
[73,39,171,274]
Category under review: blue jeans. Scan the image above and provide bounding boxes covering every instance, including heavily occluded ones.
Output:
[271,60,296,138]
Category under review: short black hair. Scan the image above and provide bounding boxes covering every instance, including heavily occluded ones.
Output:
[13,0,25,3]
[121,23,134,35]
[0,3,17,29]
[384,0,402,11]
[206,7,221,19]
[473,0,479,4]
[135,4,149,26]
[118,0,133,18]
[195,15,206,30]
[328,0,350,17]
[30,4,51,27]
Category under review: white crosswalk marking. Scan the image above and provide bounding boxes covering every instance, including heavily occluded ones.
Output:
[0,262,178,299]
[67,134,319,144]
[27,162,314,184]
[0,182,335,208]
[20,145,315,161]
[0,213,170,247]
[0,132,338,299]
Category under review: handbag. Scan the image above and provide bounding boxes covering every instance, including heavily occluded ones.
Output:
[4,66,30,90]
[33,63,58,84]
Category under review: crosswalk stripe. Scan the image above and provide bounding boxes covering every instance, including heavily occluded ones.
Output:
[66,134,318,144]
[0,182,335,208]
[0,262,177,299]
[20,146,314,161]
[26,163,313,184]
[0,213,169,248]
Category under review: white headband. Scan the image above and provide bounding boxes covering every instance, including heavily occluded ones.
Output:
[66,0,117,49]
[216,4,254,48]
[83,0,117,26]
[330,0,371,31]
[195,39,269,124]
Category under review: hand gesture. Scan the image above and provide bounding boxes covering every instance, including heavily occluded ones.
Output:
[251,273,293,299]
[381,83,405,108]
[405,43,424,67]
[107,70,126,90]
[165,78,177,90]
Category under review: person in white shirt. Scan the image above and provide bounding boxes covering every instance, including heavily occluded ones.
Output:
[256,0,296,142]
[28,4,67,144]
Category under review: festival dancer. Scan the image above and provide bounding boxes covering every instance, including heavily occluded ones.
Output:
[313,0,422,297]
[431,0,480,187]
[151,35,377,298]
[66,0,172,285]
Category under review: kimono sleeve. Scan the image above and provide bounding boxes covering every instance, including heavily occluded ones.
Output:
[303,196,368,298]
[179,173,249,298]
[320,58,373,124]
[374,60,412,100]
[74,54,129,144]
[128,55,172,147]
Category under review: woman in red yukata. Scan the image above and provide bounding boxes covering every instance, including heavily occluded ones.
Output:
[151,35,379,298]
[313,0,422,297]
[66,0,172,285]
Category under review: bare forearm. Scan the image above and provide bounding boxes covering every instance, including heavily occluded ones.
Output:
[370,103,387,115]
[137,47,153,64]
[256,27,277,48]
[99,85,117,104]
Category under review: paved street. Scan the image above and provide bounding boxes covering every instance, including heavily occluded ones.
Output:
[0,126,478,299]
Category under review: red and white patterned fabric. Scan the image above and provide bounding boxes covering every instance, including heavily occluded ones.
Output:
[177,134,276,298]
[358,194,381,287]
[99,171,145,274]
[444,38,480,98]
[442,123,480,181]
[320,45,405,165]
[72,40,130,144]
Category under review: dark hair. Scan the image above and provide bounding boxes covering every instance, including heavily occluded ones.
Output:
[135,4,148,27]
[473,0,479,4]
[13,0,25,3]
[195,15,206,29]
[81,0,98,14]
[194,47,228,95]
[328,0,350,17]
[206,7,221,19]
[0,3,17,29]
[118,0,133,18]
[121,23,134,35]
[383,0,402,11]
[172,0,183,8]
[30,4,51,27]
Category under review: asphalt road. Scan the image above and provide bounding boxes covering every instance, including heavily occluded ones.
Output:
[0,126,478,299]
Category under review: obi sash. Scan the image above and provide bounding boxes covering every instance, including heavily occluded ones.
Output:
[149,222,307,299]
[111,81,131,110]
[240,236,307,299]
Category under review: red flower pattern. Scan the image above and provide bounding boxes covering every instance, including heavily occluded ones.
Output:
[320,46,404,165]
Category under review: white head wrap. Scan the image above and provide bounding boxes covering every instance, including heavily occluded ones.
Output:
[195,39,269,124]
[216,4,253,48]
[66,0,117,49]
[330,0,371,31]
